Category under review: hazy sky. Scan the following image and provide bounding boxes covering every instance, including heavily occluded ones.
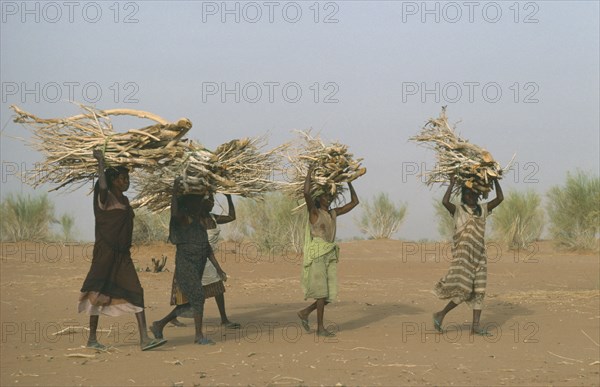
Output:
[1,0,599,241]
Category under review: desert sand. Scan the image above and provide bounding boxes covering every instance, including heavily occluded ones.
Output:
[1,240,599,386]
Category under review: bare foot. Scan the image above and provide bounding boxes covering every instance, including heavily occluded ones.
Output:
[150,321,164,339]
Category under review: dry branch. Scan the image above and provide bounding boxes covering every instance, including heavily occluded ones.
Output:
[150,255,168,273]
[10,104,192,192]
[409,107,513,198]
[131,136,288,212]
[11,104,287,211]
[282,130,366,210]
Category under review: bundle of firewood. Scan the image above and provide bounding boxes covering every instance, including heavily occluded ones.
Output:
[11,104,288,210]
[283,130,366,208]
[131,137,287,211]
[409,107,513,198]
[10,104,191,192]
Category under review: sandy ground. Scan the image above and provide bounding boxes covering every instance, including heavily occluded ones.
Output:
[1,240,599,386]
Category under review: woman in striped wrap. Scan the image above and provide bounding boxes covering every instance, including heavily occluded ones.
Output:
[433,175,503,336]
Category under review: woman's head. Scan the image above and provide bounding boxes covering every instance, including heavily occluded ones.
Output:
[179,194,203,213]
[202,193,215,212]
[461,186,480,206]
[103,166,130,192]
[315,193,333,210]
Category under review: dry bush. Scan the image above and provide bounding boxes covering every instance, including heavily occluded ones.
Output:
[132,208,169,244]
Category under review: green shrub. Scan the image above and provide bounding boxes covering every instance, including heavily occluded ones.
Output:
[0,193,55,241]
[356,192,407,239]
[231,193,307,253]
[491,190,544,249]
[57,213,76,242]
[547,170,599,250]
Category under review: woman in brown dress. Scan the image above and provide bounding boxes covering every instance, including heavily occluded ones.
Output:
[78,149,166,350]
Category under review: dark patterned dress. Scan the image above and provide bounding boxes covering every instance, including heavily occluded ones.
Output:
[169,217,212,316]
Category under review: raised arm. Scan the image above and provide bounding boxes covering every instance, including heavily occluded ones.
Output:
[93,149,108,204]
[334,182,359,216]
[304,165,319,224]
[486,179,504,213]
[443,175,457,216]
[214,194,236,224]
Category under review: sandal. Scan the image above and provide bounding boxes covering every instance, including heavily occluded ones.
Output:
[297,313,310,332]
[141,338,167,351]
[433,314,443,333]
[472,328,493,337]
[86,341,107,350]
[223,322,241,329]
[195,337,216,345]
[316,330,336,337]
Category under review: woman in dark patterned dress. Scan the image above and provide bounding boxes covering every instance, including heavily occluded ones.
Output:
[150,178,216,345]
[433,175,504,336]
[168,193,239,329]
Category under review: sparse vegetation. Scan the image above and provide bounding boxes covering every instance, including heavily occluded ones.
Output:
[57,213,76,242]
[434,199,455,241]
[547,170,599,251]
[1,193,56,241]
[230,193,307,253]
[132,208,169,244]
[490,190,544,249]
[356,193,407,239]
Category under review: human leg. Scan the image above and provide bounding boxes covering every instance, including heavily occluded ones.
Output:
[214,293,240,328]
[86,315,106,349]
[193,311,215,345]
[151,305,188,339]
[471,309,491,336]
[137,311,167,350]
[433,300,459,332]
[316,298,334,336]
[297,301,317,332]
